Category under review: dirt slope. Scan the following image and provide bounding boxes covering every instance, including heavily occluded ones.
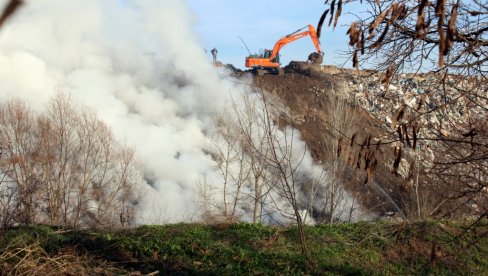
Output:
[246,62,410,217]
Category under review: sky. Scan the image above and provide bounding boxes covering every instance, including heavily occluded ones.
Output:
[185,1,354,69]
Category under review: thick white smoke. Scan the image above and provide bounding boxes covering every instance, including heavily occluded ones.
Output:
[0,0,362,224]
[0,0,240,222]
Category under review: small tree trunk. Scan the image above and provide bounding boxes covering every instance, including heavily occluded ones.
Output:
[295,210,308,255]
[253,175,262,223]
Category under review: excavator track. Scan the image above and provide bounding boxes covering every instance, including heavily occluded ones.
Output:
[252,68,284,76]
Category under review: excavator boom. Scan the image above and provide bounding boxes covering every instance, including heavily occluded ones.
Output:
[269,25,321,61]
[245,24,323,70]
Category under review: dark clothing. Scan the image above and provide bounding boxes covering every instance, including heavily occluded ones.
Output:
[211,48,218,62]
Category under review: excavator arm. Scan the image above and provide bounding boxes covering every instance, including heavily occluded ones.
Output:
[269,25,322,62]
[245,24,323,70]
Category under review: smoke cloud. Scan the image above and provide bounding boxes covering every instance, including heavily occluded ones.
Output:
[0,0,362,223]
[0,0,239,222]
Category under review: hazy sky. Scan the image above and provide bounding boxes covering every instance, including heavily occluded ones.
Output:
[185,1,354,69]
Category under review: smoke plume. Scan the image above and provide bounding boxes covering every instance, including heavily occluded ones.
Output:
[0,0,362,223]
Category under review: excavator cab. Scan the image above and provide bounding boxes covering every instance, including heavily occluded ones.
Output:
[263,50,279,63]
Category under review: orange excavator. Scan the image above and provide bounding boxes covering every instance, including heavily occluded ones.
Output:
[245,24,323,76]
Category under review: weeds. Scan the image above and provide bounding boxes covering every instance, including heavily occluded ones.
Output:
[0,220,487,274]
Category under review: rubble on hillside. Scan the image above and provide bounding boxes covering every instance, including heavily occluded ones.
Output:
[343,71,485,170]
[244,61,487,217]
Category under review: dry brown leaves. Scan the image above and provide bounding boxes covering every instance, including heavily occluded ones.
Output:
[324,0,344,29]
[447,4,458,40]
[369,10,389,38]
[347,22,364,68]
[437,0,447,67]
[369,3,407,49]
[353,50,359,69]
[328,0,336,27]
[0,0,23,29]
[381,63,396,87]
[334,0,343,29]
[392,145,402,176]
[416,0,428,37]
[343,132,378,184]
[391,102,420,151]
[348,21,361,46]
[316,9,329,39]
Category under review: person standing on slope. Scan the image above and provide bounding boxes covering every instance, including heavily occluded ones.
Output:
[211,47,218,63]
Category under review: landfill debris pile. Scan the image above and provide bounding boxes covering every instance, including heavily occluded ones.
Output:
[247,62,487,218]
[348,73,485,171]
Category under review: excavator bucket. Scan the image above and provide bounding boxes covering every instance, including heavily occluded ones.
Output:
[308,52,324,65]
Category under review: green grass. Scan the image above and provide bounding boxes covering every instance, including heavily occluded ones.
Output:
[0,220,487,275]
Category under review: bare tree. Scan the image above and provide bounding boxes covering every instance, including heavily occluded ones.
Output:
[0,99,38,224]
[206,90,318,253]
[317,94,362,223]
[208,89,369,252]
[206,97,273,224]
[0,142,26,226]
[233,95,273,224]
[318,0,488,220]
[234,92,311,254]
[210,109,250,222]
[0,94,140,228]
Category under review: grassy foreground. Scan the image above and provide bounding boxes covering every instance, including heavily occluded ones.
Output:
[0,220,487,275]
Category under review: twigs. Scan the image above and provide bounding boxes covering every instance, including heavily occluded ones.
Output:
[0,240,124,275]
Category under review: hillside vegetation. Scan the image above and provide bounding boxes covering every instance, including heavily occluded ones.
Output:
[1,220,487,275]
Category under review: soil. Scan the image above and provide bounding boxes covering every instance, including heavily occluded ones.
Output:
[241,62,411,217]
